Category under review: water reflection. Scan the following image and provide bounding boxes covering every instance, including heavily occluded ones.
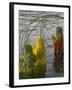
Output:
[19,59,46,79]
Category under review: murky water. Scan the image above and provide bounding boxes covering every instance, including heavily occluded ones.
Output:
[19,10,64,79]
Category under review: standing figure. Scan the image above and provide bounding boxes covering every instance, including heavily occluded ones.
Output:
[52,26,64,72]
[33,35,46,78]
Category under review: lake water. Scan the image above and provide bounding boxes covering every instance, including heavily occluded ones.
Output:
[19,10,64,78]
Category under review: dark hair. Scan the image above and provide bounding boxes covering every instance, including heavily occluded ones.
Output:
[56,26,63,35]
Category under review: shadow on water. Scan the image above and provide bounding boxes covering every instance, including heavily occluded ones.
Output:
[19,63,46,79]
[19,57,64,79]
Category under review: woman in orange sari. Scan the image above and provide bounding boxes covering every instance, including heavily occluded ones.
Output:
[52,27,64,72]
